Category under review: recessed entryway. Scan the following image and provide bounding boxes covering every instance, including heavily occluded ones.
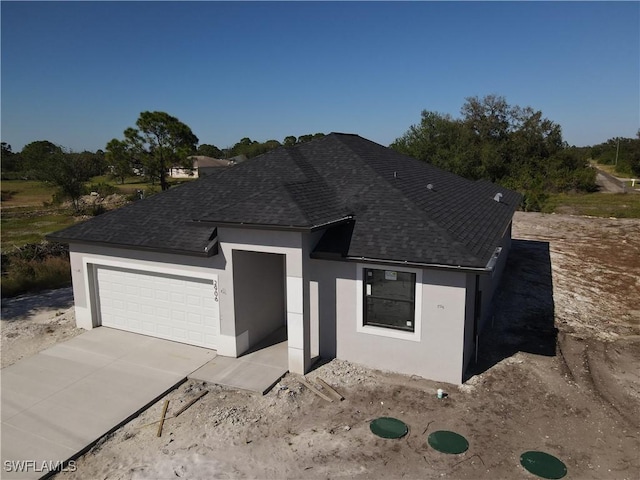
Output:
[231,250,286,354]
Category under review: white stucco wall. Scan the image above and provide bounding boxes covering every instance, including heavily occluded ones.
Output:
[217,228,310,374]
[69,226,309,370]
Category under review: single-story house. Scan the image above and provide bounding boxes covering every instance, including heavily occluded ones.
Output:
[49,133,521,385]
[169,156,235,178]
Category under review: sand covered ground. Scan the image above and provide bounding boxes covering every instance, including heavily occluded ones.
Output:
[2,212,638,479]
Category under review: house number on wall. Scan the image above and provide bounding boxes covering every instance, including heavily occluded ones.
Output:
[213,280,219,302]
[437,304,445,309]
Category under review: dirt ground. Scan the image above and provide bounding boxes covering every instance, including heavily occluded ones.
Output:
[1,287,82,368]
[2,212,639,479]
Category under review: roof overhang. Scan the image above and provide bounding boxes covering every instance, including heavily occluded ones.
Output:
[189,215,354,233]
[309,253,494,275]
[46,236,218,258]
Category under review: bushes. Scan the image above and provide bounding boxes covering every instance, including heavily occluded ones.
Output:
[87,182,119,196]
[522,190,549,212]
[1,242,71,298]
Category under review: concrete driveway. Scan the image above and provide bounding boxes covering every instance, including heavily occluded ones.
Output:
[1,328,215,479]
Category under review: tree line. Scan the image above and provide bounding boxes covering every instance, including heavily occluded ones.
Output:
[1,110,326,209]
[105,112,325,190]
[588,135,640,177]
[3,98,638,212]
[390,95,606,210]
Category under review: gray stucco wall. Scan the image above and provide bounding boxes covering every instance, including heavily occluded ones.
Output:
[232,250,285,353]
[461,221,514,373]
[478,221,512,332]
[462,273,477,372]
[68,220,514,383]
[308,258,469,385]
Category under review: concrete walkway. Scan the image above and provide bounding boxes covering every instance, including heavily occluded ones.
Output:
[1,328,215,480]
[190,327,289,394]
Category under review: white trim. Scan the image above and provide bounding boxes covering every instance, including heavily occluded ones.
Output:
[356,263,423,342]
[81,256,219,282]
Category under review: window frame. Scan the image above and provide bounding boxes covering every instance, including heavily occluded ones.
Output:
[356,264,422,342]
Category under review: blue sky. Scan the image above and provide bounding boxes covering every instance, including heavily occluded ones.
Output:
[1,1,638,152]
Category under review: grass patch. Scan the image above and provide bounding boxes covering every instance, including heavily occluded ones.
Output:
[543,193,640,218]
[90,175,196,194]
[1,210,76,251]
[591,162,637,179]
[1,180,57,207]
[1,255,71,298]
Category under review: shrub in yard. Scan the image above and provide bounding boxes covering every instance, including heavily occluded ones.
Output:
[89,204,107,216]
[1,242,71,298]
[1,190,16,201]
[1,256,71,298]
[87,182,119,196]
[9,241,69,262]
[521,190,548,212]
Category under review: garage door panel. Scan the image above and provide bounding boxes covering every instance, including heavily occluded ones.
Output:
[95,266,219,349]
[140,304,154,315]
[170,292,185,304]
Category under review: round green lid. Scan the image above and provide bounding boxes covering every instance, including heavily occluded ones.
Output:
[369,417,408,439]
[427,430,469,454]
[520,451,567,479]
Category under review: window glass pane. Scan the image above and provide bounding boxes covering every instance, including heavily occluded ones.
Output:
[364,269,416,332]
[366,297,414,331]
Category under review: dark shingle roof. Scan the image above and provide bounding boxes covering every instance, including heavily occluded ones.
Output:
[49,134,521,268]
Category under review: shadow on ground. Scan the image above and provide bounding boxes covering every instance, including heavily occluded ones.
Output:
[0,287,74,321]
[241,326,287,356]
[465,239,557,381]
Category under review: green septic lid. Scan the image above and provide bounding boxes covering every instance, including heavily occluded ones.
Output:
[369,417,408,439]
[520,451,567,479]
[427,430,469,454]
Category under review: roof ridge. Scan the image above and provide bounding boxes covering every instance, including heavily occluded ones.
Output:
[283,146,347,225]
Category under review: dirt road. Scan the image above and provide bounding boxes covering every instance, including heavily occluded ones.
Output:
[593,166,634,194]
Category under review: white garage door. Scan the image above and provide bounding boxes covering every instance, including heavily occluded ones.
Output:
[95,266,219,349]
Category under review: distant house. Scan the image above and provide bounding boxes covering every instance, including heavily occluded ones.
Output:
[169,156,236,178]
[49,133,521,385]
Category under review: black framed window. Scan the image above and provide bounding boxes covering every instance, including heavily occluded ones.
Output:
[363,269,416,332]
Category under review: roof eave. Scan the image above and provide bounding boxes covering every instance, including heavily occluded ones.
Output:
[190,220,312,232]
[45,235,217,258]
[309,252,493,274]
[189,215,354,233]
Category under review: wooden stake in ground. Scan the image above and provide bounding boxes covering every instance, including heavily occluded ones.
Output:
[174,390,208,417]
[316,378,344,401]
[300,378,333,402]
[157,400,169,437]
